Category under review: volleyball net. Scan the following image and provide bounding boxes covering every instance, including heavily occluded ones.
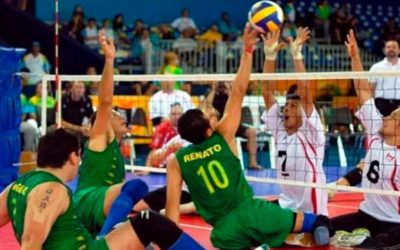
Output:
[29,71,400,198]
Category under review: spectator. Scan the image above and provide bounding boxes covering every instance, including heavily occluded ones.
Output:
[84,66,99,95]
[282,21,297,40]
[158,51,183,90]
[284,0,296,24]
[19,70,39,151]
[67,11,85,43]
[146,103,183,167]
[382,17,400,42]
[171,8,197,33]
[83,18,99,50]
[204,82,262,169]
[197,24,223,45]
[157,24,177,40]
[100,19,115,40]
[217,12,239,41]
[172,28,197,66]
[182,82,193,95]
[131,19,146,41]
[149,78,194,126]
[28,83,55,107]
[314,0,331,42]
[369,40,400,117]
[113,14,129,48]
[61,81,93,137]
[22,41,51,85]
[131,28,153,64]
[329,5,349,44]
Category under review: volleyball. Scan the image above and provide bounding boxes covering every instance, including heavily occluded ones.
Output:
[248,0,284,33]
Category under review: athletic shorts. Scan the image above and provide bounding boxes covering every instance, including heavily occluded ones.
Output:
[74,186,109,236]
[211,198,294,250]
[143,187,192,212]
[235,124,248,138]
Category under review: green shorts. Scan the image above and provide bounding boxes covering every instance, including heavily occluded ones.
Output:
[88,237,109,250]
[211,198,294,250]
[74,186,110,235]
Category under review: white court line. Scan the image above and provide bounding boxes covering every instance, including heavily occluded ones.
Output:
[180,223,212,231]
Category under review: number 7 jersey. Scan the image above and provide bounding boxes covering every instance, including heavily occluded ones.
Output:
[175,132,253,225]
[262,103,328,215]
[356,99,400,223]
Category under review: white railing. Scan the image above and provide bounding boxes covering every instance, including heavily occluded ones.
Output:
[144,40,380,74]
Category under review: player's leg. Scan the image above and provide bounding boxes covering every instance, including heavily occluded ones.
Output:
[331,210,372,233]
[104,210,204,249]
[134,187,195,214]
[100,179,148,236]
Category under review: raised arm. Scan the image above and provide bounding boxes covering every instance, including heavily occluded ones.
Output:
[88,31,116,151]
[261,30,283,110]
[202,82,217,107]
[345,29,373,105]
[166,155,183,224]
[289,27,314,116]
[21,183,68,250]
[217,24,258,140]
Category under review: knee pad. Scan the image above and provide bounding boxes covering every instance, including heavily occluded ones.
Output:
[122,179,149,201]
[130,210,182,248]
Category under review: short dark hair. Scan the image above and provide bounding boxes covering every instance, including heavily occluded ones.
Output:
[286,84,300,100]
[37,128,80,168]
[178,109,210,144]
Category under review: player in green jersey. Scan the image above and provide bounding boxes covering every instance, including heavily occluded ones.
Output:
[73,32,148,236]
[0,128,203,250]
[166,24,334,250]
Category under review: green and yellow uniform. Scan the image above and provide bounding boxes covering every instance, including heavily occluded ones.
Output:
[74,139,125,234]
[7,171,108,250]
[176,132,294,249]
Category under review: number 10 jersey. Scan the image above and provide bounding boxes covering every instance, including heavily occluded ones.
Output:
[175,132,253,225]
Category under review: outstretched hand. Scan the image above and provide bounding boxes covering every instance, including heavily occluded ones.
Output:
[290,27,311,45]
[98,31,115,60]
[261,29,285,52]
[345,29,359,58]
[242,23,259,53]
[288,27,310,60]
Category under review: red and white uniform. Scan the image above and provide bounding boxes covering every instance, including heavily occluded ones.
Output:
[262,103,328,215]
[356,98,400,223]
[150,120,178,150]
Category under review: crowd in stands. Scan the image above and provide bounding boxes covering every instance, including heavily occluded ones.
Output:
[53,1,400,65]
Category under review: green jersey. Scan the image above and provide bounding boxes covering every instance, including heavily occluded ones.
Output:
[7,171,93,249]
[76,139,125,191]
[175,132,253,225]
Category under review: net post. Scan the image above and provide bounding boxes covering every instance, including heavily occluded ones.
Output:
[40,75,48,135]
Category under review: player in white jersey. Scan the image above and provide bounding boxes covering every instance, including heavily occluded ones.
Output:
[331,30,400,248]
[261,28,328,215]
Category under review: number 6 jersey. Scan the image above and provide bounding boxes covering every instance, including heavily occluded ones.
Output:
[356,98,400,223]
[262,103,328,216]
[175,132,253,225]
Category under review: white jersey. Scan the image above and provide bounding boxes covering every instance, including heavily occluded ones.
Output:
[356,98,400,223]
[261,103,328,215]
[369,58,400,100]
[149,90,194,119]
